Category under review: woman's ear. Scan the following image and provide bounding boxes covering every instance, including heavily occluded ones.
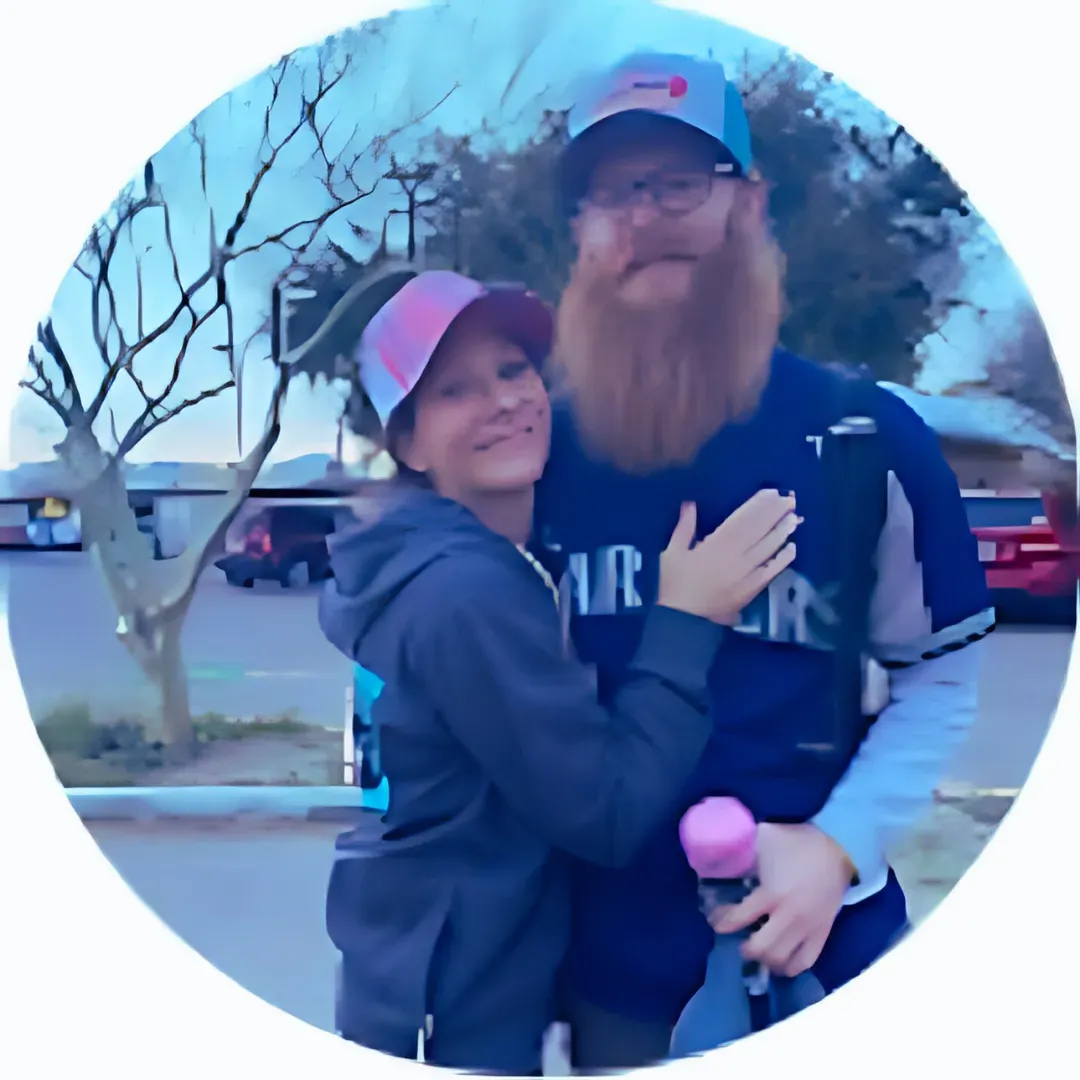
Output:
[395,430,428,475]
[569,213,583,247]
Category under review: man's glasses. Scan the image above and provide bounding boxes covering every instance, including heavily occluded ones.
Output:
[586,163,738,216]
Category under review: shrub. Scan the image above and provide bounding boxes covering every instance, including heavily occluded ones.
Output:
[37,702,315,786]
[195,710,310,741]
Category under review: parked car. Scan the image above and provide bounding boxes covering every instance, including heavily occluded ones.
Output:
[23,498,82,550]
[216,504,341,588]
[965,490,1077,625]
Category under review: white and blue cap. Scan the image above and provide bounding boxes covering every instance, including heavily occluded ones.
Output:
[561,52,753,209]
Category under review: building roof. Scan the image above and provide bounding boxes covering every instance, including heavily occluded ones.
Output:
[879,382,1075,462]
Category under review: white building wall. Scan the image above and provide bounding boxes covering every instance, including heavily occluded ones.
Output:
[154,495,234,558]
[153,496,191,558]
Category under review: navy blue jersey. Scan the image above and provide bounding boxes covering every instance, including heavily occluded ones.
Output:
[534,349,993,1021]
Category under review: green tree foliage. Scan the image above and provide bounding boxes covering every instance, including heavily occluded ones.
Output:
[429,57,972,386]
[422,115,576,304]
[295,54,983,437]
[282,257,417,439]
[740,59,973,385]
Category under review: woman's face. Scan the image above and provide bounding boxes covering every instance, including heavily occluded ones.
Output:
[397,309,551,500]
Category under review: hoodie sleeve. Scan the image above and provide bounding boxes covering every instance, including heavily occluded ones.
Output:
[407,553,722,868]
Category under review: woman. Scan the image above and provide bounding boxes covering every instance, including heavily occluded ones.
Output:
[320,270,800,1074]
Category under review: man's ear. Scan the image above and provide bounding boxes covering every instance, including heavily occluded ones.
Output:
[735,178,769,229]
[748,178,768,214]
[747,170,774,214]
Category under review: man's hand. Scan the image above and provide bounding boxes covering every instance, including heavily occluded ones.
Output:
[707,822,854,977]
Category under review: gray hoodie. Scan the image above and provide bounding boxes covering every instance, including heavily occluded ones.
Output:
[319,487,721,1073]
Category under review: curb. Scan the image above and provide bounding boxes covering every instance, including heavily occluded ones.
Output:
[934,782,1021,800]
[932,784,1019,826]
[67,784,1021,825]
[67,786,385,824]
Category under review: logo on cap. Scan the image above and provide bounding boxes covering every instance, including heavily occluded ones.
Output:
[629,75,688,98]
[593,73,691,124]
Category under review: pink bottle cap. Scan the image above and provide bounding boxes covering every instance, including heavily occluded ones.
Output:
[679,797,757,879]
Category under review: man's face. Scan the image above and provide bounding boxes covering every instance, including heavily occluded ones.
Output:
[574,125,746,308]
[551,118,783,475]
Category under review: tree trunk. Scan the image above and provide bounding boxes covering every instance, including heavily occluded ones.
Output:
[50,369,286,767]
[158,613,195,762]
[407,194,417,261]
[56,423,197,757]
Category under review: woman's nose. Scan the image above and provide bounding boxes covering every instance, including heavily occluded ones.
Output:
[494,384,528,412]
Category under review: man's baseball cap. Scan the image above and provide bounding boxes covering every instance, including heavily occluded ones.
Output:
[561,52,753,210]
[355,270,554,428]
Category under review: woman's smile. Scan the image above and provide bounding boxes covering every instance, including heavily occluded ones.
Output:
[474,423,539,452]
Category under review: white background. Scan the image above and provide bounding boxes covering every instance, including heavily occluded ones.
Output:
[0,1,1076,1077]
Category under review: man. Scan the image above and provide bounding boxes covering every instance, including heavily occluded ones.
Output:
[532,52,994,1069]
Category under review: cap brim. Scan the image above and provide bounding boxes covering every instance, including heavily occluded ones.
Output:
[450,288,555,368]
[559,111,742,214]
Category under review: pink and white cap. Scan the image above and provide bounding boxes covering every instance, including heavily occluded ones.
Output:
[355,270,554,428]
[679,796,758,879]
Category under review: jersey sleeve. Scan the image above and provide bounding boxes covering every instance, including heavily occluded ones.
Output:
[812,390,993,889]
[866,389,995,666]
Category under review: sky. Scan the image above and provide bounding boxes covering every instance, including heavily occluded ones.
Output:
[7,0,1031,468]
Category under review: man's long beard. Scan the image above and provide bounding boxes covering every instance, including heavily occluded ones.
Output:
[550,223,784,474]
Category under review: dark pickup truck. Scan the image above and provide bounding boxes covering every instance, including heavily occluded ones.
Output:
[216,504,342,589]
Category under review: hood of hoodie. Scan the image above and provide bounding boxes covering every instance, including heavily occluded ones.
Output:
[319,485,507,664]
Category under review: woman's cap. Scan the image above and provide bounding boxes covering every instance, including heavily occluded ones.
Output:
[356,270,554,427]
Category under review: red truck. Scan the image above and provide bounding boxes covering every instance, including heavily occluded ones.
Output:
[967,486,1077,624]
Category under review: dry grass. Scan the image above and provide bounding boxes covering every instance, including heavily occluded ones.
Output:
[36,701,327,787]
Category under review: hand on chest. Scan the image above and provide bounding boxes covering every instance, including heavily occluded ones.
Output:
[548,433,842,647]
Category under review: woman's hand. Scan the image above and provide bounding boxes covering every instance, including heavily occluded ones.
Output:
[659,491,801,626]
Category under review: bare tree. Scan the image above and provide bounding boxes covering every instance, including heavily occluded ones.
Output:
[21,46,456,760]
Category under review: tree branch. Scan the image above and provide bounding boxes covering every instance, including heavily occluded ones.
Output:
[116,378,235,458]
[158,362,289,622]
[19,359,71,426]
[228,177,381,260]
[739,53,790,103]
[66,48,458,464]
[23,320,86,428]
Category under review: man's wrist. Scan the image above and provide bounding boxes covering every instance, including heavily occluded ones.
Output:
[809,807,876,888]
[826,831,859,886]
[800,822,859,886]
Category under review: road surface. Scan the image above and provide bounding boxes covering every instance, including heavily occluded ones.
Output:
[91,820,342,1032]
[61,604,1071,1050]
[4,551,352,727]
[4,551,1073,789]
[82,795,1032,1048]
[949,624,1073,789]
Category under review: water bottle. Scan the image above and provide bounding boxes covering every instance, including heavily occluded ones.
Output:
[669,798,824,1058]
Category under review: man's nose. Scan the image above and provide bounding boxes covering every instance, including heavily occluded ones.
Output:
[628,198,662,229]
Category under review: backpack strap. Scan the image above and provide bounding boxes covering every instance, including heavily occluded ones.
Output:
[815,373,890,757]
